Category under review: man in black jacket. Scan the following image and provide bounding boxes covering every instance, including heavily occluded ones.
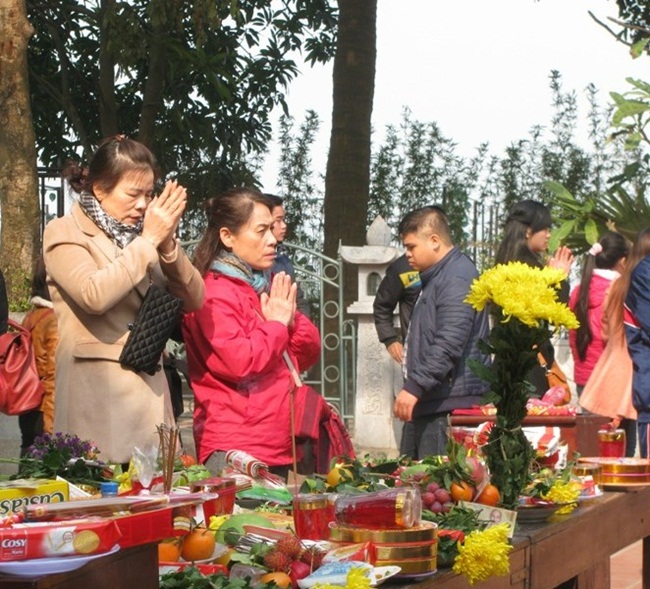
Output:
[393,206,490,457]
[373,254,421,458]
[373,254,421,364]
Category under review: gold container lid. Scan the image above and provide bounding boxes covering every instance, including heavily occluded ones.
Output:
[374,543,437,560]
[572,463,603,481]
[579,457,650,475]
[329,522,437,544]
[293,493,329,510]
[374,556,437,574]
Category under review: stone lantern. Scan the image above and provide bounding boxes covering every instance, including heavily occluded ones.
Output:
[340,217,404,456]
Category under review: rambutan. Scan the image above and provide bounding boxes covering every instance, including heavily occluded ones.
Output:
[275,535,303,560]
[263,549,293,572]
[300,546,326,569]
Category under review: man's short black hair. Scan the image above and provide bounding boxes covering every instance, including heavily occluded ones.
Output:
[264,193,284,208]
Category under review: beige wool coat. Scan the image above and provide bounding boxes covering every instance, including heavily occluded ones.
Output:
[42,203,204,463]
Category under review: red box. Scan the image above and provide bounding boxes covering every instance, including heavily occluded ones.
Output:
[112,504,191,548]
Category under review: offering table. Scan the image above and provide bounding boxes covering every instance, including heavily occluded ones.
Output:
[0,542,158,589]
[406,485,650,589]
[450,413,609,457]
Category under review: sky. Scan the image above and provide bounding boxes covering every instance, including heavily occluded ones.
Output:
[260,0,648,191]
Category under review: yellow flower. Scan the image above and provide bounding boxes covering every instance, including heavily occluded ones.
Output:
[465,262,579,330]
[313,567,371,589]
[452,523,512,585]
[542,480,582,514]
[209,515,229,531]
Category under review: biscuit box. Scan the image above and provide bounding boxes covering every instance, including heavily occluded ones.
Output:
[0,519,121,561]
[0,479,68,517]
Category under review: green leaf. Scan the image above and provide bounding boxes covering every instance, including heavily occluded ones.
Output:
[584,218,599,245]
[631,39,650,60]
[612,100,650,126]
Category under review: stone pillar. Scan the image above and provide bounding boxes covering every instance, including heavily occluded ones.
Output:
[340,217,405,457]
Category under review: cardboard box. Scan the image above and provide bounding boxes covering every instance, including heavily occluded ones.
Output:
[0,519,121,561]
[0,479,69,517]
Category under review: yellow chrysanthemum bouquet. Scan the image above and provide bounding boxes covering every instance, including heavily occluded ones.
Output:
[465,262,579,508]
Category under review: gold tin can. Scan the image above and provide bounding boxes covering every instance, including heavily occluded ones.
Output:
[328,522,437,544]
[374,542,437,560]
[374,556,437,574]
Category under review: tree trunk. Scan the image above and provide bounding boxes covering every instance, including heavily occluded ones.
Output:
[98,0,119,136]
[0,0,40,304]
[323,0,377,306]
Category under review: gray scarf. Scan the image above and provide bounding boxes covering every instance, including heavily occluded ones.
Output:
[79,191,143,249]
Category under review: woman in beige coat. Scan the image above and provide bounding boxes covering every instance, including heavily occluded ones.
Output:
[43,136,204,465]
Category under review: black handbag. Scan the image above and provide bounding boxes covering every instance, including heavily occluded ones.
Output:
[119,283,184,376]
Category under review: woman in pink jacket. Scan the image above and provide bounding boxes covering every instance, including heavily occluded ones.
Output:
[569,232,629,393]
[182,188,321,478]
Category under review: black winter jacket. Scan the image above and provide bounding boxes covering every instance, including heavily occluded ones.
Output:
[403,247,490,416]
[373,254,421,346]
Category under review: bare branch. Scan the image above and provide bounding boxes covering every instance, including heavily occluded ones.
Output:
[588,10,632,48]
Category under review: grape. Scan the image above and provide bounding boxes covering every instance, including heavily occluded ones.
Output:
[421,492,435,507]
[430,501,443,513]
[426,482,440,494]
[434,488,451,503]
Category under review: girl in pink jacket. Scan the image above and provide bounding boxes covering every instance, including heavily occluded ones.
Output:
[569,232,629,392]
[182,188,320,478]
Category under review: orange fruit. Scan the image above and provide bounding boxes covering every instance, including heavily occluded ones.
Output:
[158,537,182,562]
[180,527,216,562]
[475,483,500,506]
[450,481,474,502]
[260,571,293,589]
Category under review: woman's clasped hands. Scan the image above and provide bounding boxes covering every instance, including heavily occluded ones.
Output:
[261,272,297,327]
[142,179,187,254]
[547,245,574,276]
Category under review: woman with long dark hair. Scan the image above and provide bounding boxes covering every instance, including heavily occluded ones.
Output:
[569,232,629,394]
[494,200,574,397]
[581,228,650,457]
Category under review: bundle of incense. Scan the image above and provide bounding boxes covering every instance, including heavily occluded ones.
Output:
[157,424,180,494]
[22,492,220,522]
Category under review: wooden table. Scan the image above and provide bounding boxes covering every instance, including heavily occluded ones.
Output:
[0,543,158,589]
[409,484,650,589]
[450,413,609,457]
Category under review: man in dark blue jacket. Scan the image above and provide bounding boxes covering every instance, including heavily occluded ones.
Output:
[624,253,650,458]
[393,206,490,457]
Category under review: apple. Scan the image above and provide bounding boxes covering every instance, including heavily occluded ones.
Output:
[466,456,486,486]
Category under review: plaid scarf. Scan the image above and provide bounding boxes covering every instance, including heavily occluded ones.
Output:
[211,251,270,294]
[78,191,143,249]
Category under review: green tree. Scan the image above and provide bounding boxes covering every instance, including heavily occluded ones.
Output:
[368,109,479,246]
[0,0,40,303]
[27,0,337,201]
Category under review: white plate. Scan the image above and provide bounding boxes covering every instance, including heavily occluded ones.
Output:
[370,566,401,586]
[0,544,120,578]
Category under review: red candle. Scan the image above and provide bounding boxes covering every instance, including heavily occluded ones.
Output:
[293,494,335,540]
[334,487,421,529]
[598,429,626,458]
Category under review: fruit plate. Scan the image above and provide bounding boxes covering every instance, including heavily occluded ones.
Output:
[515,503,573,523]
[0,545,120,578]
